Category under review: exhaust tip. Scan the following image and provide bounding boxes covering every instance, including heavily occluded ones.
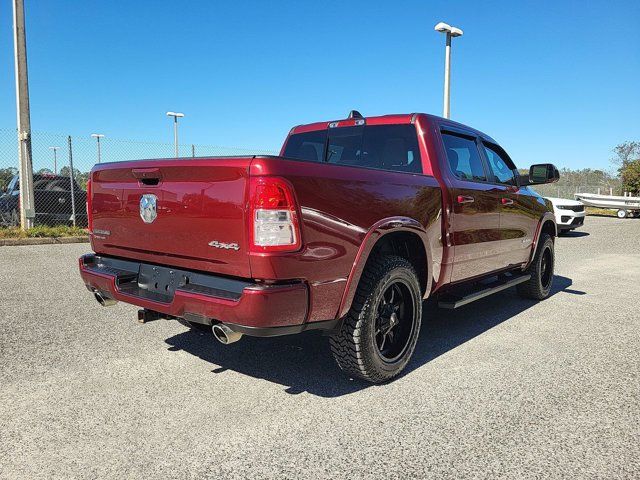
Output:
[94,291,117,307]
[212,324,243,345]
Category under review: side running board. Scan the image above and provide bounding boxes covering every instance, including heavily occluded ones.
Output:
[437,273,532,309]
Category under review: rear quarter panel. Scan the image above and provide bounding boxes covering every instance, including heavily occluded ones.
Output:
[249,157,443,322]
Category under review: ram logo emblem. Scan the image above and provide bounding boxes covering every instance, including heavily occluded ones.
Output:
[139,194,158,224]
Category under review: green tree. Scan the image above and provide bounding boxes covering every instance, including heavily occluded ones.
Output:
[612,141,640,195]
[621,161,640,195]
[611,141,640,167]
[58,166,88,190]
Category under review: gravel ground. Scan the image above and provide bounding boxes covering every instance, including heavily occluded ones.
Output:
[1,215,638,479]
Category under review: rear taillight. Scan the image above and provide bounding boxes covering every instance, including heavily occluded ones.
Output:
[86,178,93,232]
[249,177,301,252]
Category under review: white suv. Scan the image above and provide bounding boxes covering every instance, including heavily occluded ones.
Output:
[545,197,586,234]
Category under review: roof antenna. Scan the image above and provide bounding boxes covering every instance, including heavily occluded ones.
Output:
[348,110,363,119]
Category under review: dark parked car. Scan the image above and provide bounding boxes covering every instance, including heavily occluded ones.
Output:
[0,173,87,227]
[79,111,559,383]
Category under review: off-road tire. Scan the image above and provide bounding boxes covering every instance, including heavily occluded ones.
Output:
[330,255,422,383]
[517,233,554,300]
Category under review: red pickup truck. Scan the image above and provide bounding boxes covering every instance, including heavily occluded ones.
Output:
[79,112,559,383]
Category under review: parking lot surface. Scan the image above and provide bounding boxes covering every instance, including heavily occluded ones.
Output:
[1,215,639,479]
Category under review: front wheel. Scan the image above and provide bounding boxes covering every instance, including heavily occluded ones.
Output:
[517,233,554,300]
[617,209,628,219]
[330,255,422,383]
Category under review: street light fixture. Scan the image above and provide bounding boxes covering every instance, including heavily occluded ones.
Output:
[166,111,185,158]
[434,21,463,119]
[90,133,105,163]
[49,146,60,174]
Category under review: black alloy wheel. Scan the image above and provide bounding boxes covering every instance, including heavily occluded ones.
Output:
[374,280,416,363]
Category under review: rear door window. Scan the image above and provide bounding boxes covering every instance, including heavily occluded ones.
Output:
[283,130,327,162]
[441,133,487,182]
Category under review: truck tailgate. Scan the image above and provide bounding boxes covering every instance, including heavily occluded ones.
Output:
[90,158,253,278]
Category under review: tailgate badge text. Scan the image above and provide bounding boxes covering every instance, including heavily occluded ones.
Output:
[208,240,240,251]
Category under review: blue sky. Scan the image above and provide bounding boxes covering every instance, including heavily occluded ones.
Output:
[0,0,638,170]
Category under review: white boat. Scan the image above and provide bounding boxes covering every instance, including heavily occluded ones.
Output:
[574,192,640,218]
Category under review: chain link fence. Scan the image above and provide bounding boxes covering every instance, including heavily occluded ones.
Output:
[0,127,626,227]
[0,128,277,228]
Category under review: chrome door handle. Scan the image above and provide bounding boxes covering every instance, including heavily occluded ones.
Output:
[457,195,475,204]
[501,198,514,205]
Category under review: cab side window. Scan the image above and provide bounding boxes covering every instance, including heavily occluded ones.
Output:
[482,143,516,185]
[442,133,486,182]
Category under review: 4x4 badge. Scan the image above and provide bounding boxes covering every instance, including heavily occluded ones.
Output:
[139,194,158,224]
[208,240,240,251]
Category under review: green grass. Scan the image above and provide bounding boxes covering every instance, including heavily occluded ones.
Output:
[0,225,88,239]
[586,207,617,217]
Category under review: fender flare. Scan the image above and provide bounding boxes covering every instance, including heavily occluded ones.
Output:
[336,216,433,319]
[526,212,557,268]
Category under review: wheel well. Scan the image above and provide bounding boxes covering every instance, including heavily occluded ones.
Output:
[369,231,428,295]
[541,219,557,239]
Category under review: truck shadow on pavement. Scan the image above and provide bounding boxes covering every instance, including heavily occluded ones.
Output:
[164,275,578,398]
[560,231,590,238]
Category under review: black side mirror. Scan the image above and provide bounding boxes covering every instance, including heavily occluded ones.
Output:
[528,163,560,185]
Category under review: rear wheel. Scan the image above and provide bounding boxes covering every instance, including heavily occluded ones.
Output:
[517,233,554,300]
[617,209,628,219]
[330,255,422,383]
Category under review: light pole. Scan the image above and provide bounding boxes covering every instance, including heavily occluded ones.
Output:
[91,133,104,163]
[49,146,60,174]
[166,111,184,157]
[434,22,463,119]
[13,0,36,230]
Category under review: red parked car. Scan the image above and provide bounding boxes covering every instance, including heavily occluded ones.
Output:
[79,112,559,383]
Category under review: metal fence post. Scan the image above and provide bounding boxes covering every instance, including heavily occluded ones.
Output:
[191,144,195,158]
[67,135,76,227]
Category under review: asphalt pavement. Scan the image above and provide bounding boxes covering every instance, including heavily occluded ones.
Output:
[1,215,638,479]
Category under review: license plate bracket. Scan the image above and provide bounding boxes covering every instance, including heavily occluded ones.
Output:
[137,264,181,299]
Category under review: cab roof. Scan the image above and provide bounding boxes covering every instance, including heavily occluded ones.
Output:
[289,112,497,144]
[290,113,417,134]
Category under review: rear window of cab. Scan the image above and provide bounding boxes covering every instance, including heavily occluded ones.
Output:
[283,124,422,174]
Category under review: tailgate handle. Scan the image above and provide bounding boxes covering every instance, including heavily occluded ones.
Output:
[132,168,162,186]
